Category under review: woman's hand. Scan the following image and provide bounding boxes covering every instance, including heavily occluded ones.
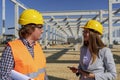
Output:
[78,69,95,78]
[68,66,78,73]
[88,73,95,78]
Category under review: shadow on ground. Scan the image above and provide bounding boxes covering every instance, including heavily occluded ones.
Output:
[113,54,120,64]
[46,48,79,63]
[45,48,79,80]
[48,75,66,80]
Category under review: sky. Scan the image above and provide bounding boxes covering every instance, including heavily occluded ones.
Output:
[18,0,109,11]
[0,0,120,35]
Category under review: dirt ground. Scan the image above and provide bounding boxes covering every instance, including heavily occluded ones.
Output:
[44,44,120,80]
[0,44,119,80]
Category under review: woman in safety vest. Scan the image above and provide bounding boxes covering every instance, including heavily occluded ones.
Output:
[68,20,117,80]
[0,9,49,80]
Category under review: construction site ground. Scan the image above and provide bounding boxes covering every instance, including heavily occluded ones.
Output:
[44,44,120,80]
[0,44,120,80]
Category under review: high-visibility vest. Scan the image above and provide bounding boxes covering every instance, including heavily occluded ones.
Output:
[8,39,46,80]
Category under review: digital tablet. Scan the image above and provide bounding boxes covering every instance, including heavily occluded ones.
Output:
[80,69,90,74]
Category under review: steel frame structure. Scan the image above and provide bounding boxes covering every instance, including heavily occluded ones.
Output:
[2,0,120,49]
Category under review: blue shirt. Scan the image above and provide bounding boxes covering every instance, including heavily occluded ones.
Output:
[82,48,91,70]
[0,38,35,80]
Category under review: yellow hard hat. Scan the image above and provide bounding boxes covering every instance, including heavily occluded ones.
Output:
[19,9,44,25]
[81,20,103,35]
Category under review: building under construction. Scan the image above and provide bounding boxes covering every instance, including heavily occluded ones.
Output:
[1,0,120,49]
[1,0,120,80]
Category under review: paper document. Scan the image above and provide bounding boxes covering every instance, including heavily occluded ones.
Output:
[11,70,33,80]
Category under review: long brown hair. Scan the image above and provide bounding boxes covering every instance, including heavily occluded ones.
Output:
[83,29,105,63]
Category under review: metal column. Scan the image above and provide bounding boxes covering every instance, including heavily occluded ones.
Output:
[108,0,113,48]
[14,3,19,38]
[11,0,27,38]
[49,27,53,44]
[2,0,5,42]
[74,26,79,51]
[45,25,48,48]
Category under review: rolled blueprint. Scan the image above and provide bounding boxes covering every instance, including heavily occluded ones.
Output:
[11,70,33,80]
